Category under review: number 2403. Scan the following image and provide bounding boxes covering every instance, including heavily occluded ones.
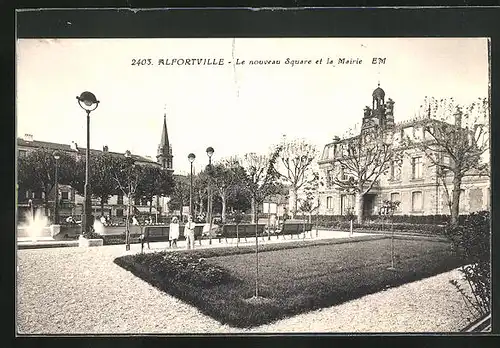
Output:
[131,58,152,66]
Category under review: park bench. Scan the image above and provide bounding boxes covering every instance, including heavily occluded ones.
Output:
[280,222,313,239]
[220,223,266,242]
[141,225,170,249]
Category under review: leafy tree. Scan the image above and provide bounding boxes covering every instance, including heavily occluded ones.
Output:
[226,185,251,214]
[167,175,190,213]
[136,164,174,215]
[192,172,210,220]
[406,97,489,226]
[207,159,243,223]
[446,211,490,317]
[90,152,121,216]
[113,155,143,217]
[330,128,394,224]
[276,138,318,218]
[17,148,77,217]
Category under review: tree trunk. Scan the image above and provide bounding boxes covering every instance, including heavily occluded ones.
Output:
[290,188,298,218]
[100,197,105,216]
[251,197,257,224]
[221,194,227,223]
[43,192,49,217]
[356,193,365,224]
[450,175,462,226]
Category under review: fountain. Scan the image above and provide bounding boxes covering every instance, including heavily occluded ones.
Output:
[18,209,50,243]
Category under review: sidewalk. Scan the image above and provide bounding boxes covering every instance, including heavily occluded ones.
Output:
[128,229,378,254]
[16,235,473,333]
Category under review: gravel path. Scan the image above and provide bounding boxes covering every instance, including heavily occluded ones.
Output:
[16,234,473,334]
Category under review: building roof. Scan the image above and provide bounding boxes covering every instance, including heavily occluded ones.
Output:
[17,137,158,165]
[17,138,77,152]
[372,84,385,99]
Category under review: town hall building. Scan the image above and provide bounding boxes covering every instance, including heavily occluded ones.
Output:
[317,85,490,217]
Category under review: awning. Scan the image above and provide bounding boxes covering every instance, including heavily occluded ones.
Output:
[134,206,158,214]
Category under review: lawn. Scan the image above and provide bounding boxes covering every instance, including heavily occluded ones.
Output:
[114,236,465,328]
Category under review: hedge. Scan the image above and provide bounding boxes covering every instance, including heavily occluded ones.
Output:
[301,214,468,226]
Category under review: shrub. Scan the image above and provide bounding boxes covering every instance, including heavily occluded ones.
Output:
[445,211,490,317]
[116,251,233,287]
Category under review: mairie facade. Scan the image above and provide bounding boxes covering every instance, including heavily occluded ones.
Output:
[317,85,490,217]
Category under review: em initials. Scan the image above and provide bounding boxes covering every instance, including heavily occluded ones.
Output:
[372,58,386,64]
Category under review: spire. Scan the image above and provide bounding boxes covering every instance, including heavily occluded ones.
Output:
[160,112,169,148]
[157,106,173,171]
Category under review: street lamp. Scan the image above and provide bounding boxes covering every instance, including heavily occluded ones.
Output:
[124,150,135,251]
[76,91,99,237]
[188,153,196,217]
[53,151,60,225]
[206,146,214,245]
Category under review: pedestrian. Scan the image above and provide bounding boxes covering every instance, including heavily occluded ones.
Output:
[169,216,180,248]
[184,215,196,250]
[132,215,139,226]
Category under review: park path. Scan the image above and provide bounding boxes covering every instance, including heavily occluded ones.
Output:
[16,231,472,334]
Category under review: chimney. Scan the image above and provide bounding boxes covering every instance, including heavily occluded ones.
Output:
[23,133,33,142]
[70,141,78,150]
[103,145,108,152]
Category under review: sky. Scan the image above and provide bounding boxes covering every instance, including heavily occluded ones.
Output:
[16,38,489,174]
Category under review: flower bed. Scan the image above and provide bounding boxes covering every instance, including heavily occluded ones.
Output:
[114,236,464,328]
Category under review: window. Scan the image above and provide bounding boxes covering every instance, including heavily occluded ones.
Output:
[61,191,69,200]
[412,157,423,179]
[117,195,123,205]
[326,169,334,187]
[134,197,141,206]
[326,196,333,209]
[390,160,402,181]
[339,166,347,181]
[390,192,401,211]
[411,191,423,212]
[116,209,123,217]
[340,195,353,215]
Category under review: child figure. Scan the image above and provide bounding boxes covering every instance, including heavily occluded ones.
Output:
[169,216,180,248]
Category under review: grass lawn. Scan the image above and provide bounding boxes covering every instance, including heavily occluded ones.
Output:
[115,236,464,328]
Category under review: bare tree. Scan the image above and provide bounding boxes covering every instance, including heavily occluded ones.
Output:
[407,97,489,226]
[276,138,318,218]
[235,148,282,299]
[236,150,282,224]
[113,154,143,248]
[330,129,394,224]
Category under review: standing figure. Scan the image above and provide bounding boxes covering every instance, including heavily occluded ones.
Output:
[132,215,139,226]
[169,216,180,248]
[184,215,196,250]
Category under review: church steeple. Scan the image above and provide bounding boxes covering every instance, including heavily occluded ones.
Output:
[160,113,169,149]
[157,108,173,171]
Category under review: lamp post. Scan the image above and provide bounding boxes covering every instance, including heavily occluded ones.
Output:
[124,150,135,251]
[76,91,99,237]
[188,153,196,217]
[53,151,60,225]
[206,146,214,245]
